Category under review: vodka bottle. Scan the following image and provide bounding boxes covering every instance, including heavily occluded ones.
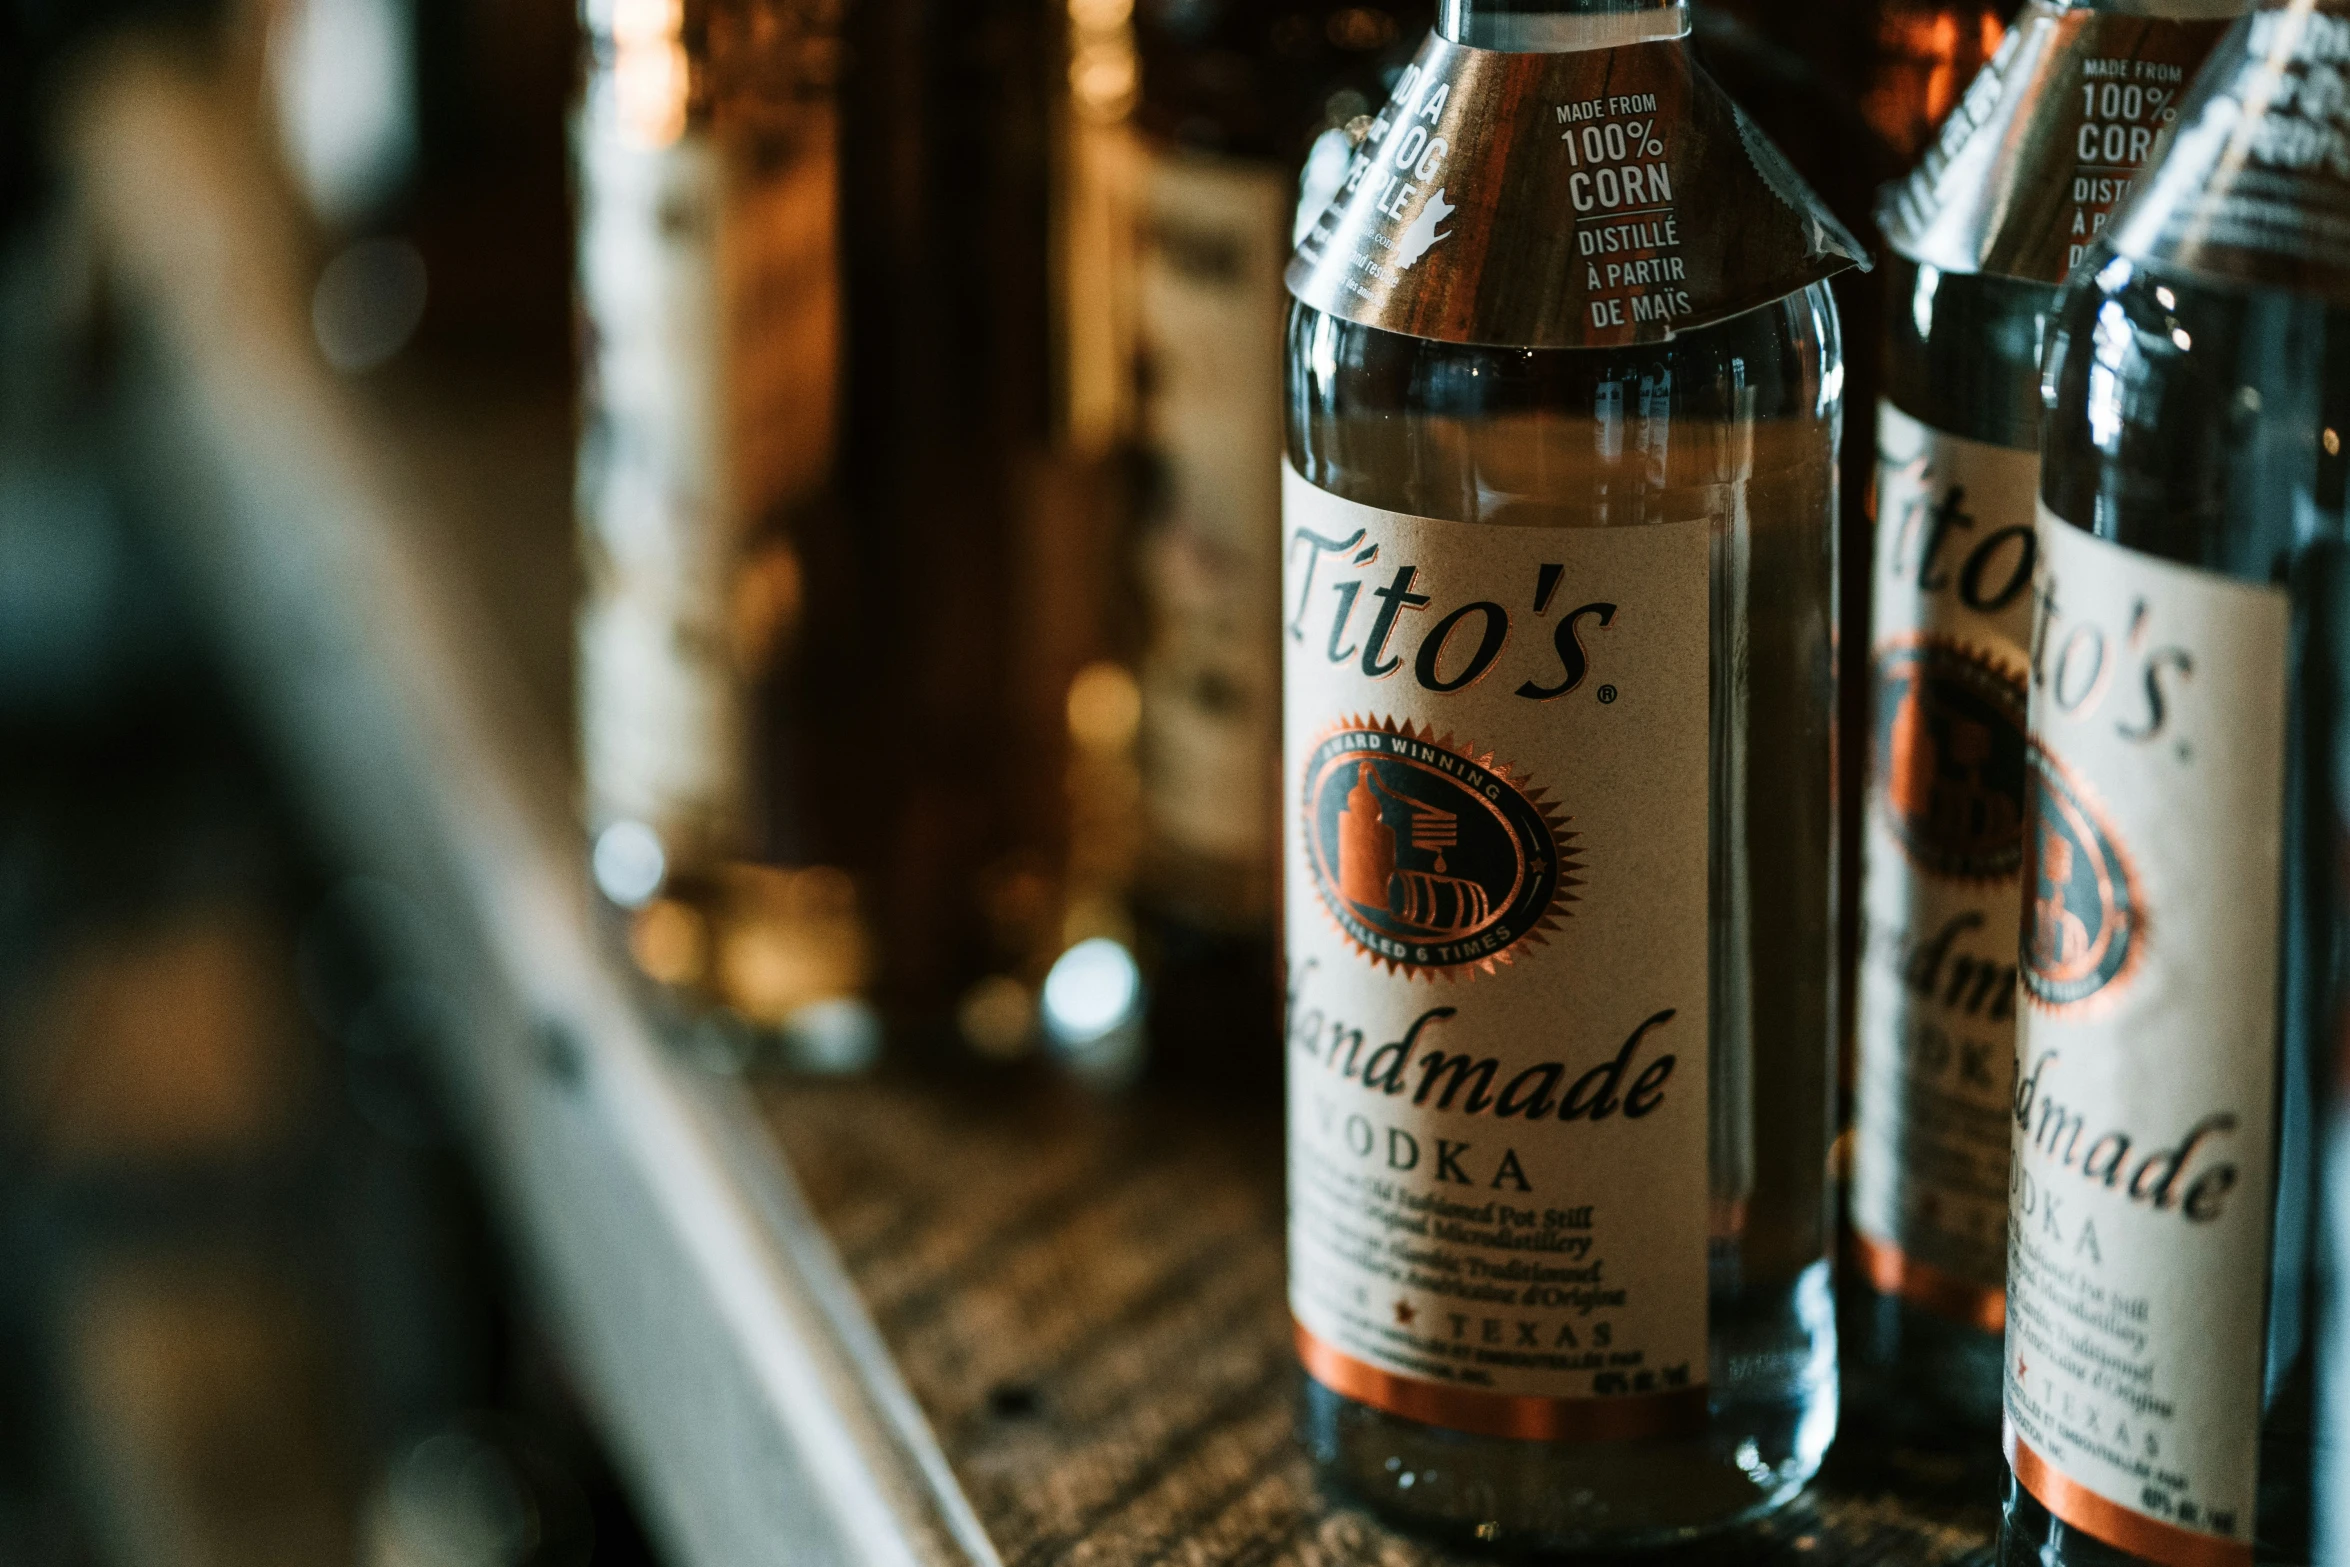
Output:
[1856,0,2240,1432]
[2002,6,2347,1560]
[1281,0,1860,1544]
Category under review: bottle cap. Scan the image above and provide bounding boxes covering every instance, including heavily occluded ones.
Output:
[1882,3,2234,285]
[2106,1,2350,299]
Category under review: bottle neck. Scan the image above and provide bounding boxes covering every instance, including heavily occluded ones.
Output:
[1436,0,1690,52]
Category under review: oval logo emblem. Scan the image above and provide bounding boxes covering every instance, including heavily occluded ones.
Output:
[2021,742,2142,1011]
[1301,717,1575,978]
[1872,636,2029,880]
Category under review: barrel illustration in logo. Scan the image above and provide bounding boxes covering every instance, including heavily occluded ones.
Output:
[1301,716,1574,978]
[2020,742,2141,1011]
[1872,636,2028,881]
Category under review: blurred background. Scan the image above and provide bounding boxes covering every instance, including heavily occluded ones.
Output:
[0,0,2015,1560]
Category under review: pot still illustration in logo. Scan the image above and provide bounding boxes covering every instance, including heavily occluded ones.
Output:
[2020,744,2142,1012]
[1871,635,2029,880]
[1301,716,1577,979]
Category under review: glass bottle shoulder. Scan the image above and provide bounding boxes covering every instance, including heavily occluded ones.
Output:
[2039,251,2350,584]
[1285,282,1842,527]
[1883,253,2057,453]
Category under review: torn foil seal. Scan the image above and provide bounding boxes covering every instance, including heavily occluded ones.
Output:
[2106,1,2350,301]
[1285,31,1866,350]
[1882,0,2232,285]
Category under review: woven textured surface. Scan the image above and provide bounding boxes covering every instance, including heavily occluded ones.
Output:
[757,1070,2001,1567]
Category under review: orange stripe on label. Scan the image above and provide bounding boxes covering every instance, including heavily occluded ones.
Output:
[2007,1428,2253,1567]
[1852,1231,2006,1334]
[1293,1322,1708,1443]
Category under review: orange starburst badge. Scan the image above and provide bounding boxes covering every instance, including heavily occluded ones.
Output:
[1299,714,1578,980]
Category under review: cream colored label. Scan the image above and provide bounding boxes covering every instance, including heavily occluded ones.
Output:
[1852,403,2039,1306]
[2007,513,2286,1554]
[1283,467,1709,1411]
[1136,151,1290,872]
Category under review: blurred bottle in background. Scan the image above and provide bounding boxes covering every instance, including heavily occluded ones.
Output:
[575,0,1198,1075]
[573,0,879,1071]
[948,0,1427,1088]
[1689,0,2017,1077]
[831,0,1071,1060]
[1853,0,2239,1435]
[1018,0,1431,1087]
[1124,1,1428,1081]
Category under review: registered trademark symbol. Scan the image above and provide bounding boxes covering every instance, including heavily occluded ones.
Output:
[1597,684,1618,704]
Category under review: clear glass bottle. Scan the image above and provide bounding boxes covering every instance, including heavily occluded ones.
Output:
[2004,258,2322,1567]
[1856,249,2043,1425]
[1854,0,2243,1435]
[1283,0,1846,1547]
[2000,11,2334,1559]
[1692,0,2019,1104]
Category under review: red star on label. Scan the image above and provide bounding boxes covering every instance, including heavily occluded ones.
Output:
[1394,1301,1417,1326]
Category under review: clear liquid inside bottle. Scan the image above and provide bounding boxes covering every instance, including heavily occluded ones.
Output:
[1997,252,2329,1567]
[1285,277,1844,1546]
[1849,252,2054,1432]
